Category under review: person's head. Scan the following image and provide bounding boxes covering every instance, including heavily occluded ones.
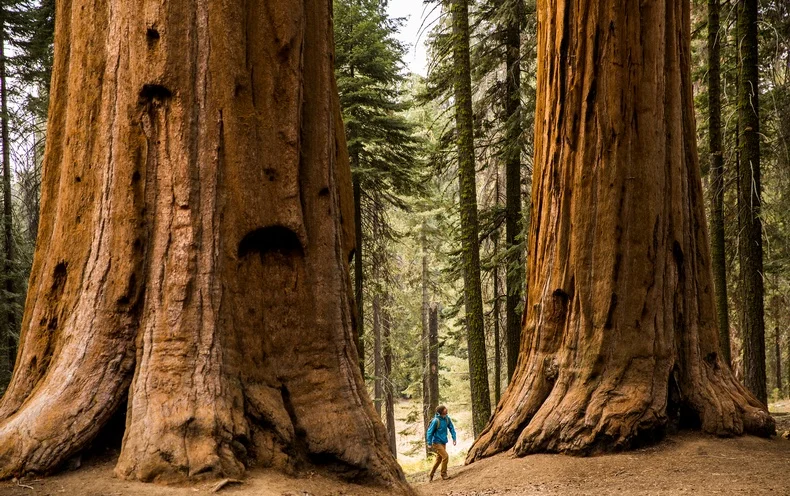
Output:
[436,405,448,417]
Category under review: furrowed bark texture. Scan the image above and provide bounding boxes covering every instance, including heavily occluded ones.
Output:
[467,0,775,462]
[0,0,406,488]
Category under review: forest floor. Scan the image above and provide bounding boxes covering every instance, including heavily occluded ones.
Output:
[0,400,787,495]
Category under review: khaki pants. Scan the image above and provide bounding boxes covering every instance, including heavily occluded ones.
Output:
[430,443,449,477]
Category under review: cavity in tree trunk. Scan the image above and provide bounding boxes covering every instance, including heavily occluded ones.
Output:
[450,0,491,437]
[374,294,383,417]
[708,0,730,365]
[504,0,523,384]
[0,1,406,488]
[383,304,396,458]
[0,12,15,389]
[467,0,775,462]
[736,0,767,406]
[354,173,365,377]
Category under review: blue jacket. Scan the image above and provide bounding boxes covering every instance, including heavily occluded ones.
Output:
[426,413,457,445]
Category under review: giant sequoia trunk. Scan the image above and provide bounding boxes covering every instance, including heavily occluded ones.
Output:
[0,0,406,488]
[467,0,775,461]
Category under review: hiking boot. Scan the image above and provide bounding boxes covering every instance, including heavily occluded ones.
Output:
[429,472,435,482]
[441,474,450,480]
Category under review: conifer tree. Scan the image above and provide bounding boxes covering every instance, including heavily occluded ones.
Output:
[334,0,422,376]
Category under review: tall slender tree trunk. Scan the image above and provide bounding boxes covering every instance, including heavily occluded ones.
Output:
[0,13,15,389]
[468,0,774,462]
[353,173,365,376]
[774,327,781,395]
[450,0,491,437]
[0,1,406,488]
[428,303,440,420]
[493,171,502,404]
[736,0,767,406]
[421,223,430,455]
[504,0,523,384]
[493,251,501,404]
[708,0,730,365]
[373,294,383,417]
[383,304,396,458]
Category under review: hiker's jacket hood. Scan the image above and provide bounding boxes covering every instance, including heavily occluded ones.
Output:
[426,413,457,445]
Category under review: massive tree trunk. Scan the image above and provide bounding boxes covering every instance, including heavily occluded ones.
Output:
[736,0,767,406]
[0,12,15,389]
[451,0,491,438]
[504,0,523,384]
[467,0,774,462]
[708,0,731,365]
[0,0,406,489]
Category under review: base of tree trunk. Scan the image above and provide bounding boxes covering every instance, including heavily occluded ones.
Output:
[467,350,775,462]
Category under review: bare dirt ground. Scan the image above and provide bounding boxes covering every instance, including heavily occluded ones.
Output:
[0,431,787,496]
[0,457,398,496]
[1,404,788,496]
[411,432,790,496]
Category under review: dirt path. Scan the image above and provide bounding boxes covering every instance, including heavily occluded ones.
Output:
[0,431,787,495]
[411,432,790,495]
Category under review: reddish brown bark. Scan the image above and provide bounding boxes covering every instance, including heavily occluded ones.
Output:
[0,0,406,489]
[467,0,774,462]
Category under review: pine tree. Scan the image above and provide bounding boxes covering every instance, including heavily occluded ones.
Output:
[334,0,422,377]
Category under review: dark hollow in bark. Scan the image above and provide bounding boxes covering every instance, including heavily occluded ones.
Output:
[0,0,407,490]
[467,0,775,463]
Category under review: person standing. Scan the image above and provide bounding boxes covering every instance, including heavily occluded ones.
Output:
[425,405,457,481]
